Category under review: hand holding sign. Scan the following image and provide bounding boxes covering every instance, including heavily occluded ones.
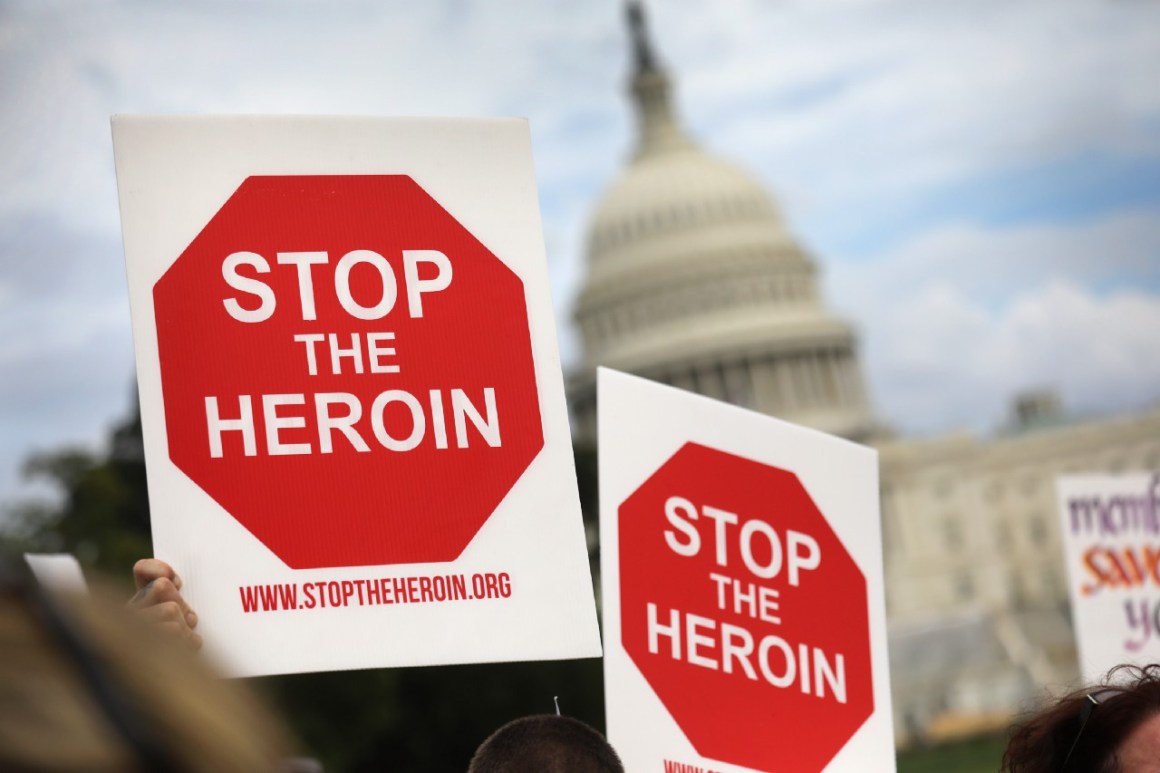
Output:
[129,559,201,651]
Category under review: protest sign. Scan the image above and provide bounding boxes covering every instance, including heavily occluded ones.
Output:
[112,116,600,676]
[24,553,89,595]
[598,368,894,773]
[1057,473,1160,682]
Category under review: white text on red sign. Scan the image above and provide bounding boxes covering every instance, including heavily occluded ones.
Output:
[649,495,847,703]
[205,248,502,458]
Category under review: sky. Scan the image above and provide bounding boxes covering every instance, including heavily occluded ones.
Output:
[1,0,1159,516]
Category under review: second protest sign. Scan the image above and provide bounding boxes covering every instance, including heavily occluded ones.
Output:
[599,368,894,773]
[1058,472,1160,682]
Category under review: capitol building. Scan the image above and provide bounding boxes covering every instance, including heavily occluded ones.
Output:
[569,3,1160,746]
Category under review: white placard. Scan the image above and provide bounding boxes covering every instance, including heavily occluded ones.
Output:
[1057,473,1160,683]
[112,115,600,676]
[24,553,89,595]
[598,368,894,773]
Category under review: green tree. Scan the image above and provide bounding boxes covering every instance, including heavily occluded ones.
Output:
[5,406,151,575]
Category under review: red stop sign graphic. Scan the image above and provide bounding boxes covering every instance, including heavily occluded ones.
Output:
[154,175,544,569]
[619,442,873,772]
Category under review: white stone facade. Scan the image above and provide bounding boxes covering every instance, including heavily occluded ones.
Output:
[882,409,1160,627]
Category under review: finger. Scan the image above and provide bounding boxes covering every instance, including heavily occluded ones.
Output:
[153,620,202,652]
[139,600,186,626]
[154,619,186,637]
[131,578,196,628]
[129,578,198,630]
[133,559,182,591]
[138,599,200,643]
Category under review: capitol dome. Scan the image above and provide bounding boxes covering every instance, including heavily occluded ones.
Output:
[570,2,874,441]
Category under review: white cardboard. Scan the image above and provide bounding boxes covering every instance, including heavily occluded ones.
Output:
[598,368,894,773]
[112,115,600,676]
[24,553,89,595]
[1057,473,1160,683]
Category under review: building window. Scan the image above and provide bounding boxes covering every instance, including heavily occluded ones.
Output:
[881,487,899,560]
[955,572,974,601]
[699,365,725,401]
[984,481,1003,503]
[723,360,753,408]
[1029,516,1049,545]
[1011,575,1026,608]
[995,518,1013,553]
[943,517,964,551]
[819,351,838,403]
[1044,567,1061,597]
[788,356,806,407]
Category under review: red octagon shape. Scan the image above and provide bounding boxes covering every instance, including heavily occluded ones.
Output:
[619,442,873,773]
[154,175,543,569]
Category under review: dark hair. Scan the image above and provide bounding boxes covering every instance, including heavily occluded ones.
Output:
[1002,664,1160,773]
[467,714,624,773]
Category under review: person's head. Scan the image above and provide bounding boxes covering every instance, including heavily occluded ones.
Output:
[0,557,289,772]
[1003,664,1160,773]
[467,714,624,773]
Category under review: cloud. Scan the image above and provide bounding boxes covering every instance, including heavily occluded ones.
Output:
[831,210,1160,434]
[0,211,135,508]
[661,0,1160,248]
[989,283,1160,421]
[830,207,1160,308]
